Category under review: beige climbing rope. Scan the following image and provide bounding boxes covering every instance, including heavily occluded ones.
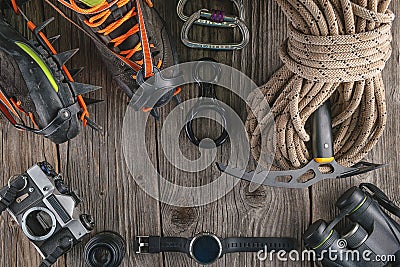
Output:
[246,0,394,171]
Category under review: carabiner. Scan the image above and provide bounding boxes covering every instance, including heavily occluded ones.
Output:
[177,0,245,28]
[185,59,229,148]
[181,9,250,50]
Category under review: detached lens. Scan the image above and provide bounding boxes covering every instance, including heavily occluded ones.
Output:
[84,231,126,267]
[190,233,222,265]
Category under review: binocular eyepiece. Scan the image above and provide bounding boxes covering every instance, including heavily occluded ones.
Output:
[303,185,400,267]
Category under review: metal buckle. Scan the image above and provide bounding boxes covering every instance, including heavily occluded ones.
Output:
[131,66,184,111]
[181,9,250,50]
[177,0,245,28]
[135,236,150,254]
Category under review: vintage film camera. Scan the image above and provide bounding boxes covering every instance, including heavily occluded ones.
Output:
[303,183,400,266]
[0,162,94,266]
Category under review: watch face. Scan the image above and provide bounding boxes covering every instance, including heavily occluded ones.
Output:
[190,233,222,265]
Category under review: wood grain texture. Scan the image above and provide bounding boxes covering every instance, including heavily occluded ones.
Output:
[0,1,398,267]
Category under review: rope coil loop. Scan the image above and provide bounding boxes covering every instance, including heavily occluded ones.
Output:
[281,18,393,83]
[247,0,394,171]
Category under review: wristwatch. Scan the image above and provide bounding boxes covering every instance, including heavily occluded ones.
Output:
[135,232,297,265]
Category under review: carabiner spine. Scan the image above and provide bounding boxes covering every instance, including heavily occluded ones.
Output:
[177,0,246,28]
[181,10,250,51]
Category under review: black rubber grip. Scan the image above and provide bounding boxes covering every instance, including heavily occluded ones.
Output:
[148,237,189,254]
[312,101,334,160]
[222,237,297,253]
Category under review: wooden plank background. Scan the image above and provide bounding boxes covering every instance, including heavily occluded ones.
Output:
[0,0,398,266]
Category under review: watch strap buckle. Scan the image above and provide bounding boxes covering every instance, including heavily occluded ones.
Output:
[135,236,150,254]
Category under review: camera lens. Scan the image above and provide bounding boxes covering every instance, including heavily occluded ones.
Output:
[189,233,222,265]
[21,207,57,241]
[84,231,126,267]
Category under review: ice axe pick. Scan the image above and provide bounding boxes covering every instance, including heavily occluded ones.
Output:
[216,101,386,189]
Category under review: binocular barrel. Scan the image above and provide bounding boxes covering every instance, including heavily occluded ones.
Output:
[304,220,374,267]
[303,186,400,266]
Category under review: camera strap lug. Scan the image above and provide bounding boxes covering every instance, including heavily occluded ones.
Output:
[39,238,73,267]
[0,184,19,214]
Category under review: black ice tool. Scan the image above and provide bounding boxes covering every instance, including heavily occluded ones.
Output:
[217,101,386,188]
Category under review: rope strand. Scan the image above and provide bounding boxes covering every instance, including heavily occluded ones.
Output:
[247,0,393,171]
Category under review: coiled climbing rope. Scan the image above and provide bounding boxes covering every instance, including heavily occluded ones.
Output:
[246,0,394,171]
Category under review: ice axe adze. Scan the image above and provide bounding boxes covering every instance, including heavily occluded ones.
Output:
[216,101,386,189]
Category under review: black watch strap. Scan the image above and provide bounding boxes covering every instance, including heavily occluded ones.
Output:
[135,236,190,254]
[222,237,297,253]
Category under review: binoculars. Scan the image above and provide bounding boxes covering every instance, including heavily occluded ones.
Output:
[303,184,400,266]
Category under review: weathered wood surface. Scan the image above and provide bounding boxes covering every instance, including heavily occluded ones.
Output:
[0,1,398,266]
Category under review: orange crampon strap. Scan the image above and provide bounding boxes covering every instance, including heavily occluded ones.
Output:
[134,0,154,78]
[55,0,158,79]
[0,89,20,125]
[10,0,19,14]
[10,98,39,127]
[0,88,39,130]
[10,2,91,127]
[141,87,182,113]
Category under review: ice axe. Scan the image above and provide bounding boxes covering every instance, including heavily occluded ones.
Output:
[216,101,386,189]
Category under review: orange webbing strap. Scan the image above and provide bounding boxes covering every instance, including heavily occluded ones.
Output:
[135,0,154,78]
[0,90,20,118]
[174,87,182,96]
[10,0,19,14]
[0,103,18,125]
[0,89,20,125]
[57,0,119,15]
[10,98,39,127]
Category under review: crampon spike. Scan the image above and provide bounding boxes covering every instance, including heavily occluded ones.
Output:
[82,97,104,106]
[52,48,79,66]
[47,34,61,44]
[71,82,102,96]
[69,67,84,78]
[34,17,55,32]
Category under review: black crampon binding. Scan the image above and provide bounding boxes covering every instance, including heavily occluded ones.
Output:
[0,6,102,144]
